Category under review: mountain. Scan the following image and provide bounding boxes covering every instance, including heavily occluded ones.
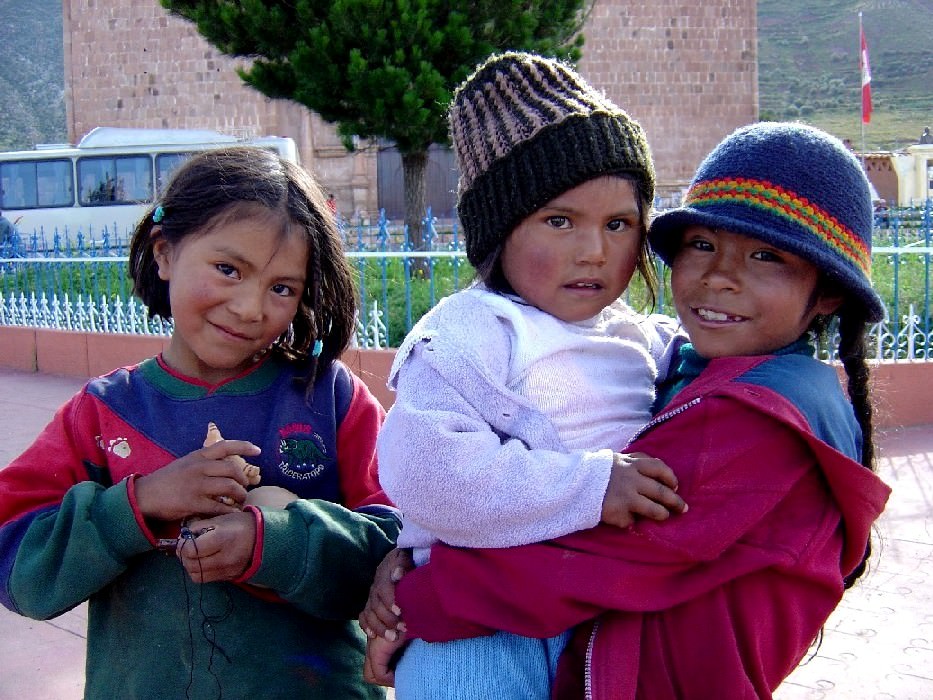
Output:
[0,0,930,152]
[758,0,933,150]
[0,0,67,150]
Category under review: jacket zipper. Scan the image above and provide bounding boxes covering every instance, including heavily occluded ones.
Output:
[626,397,702,446]
[584,618,601,700]
[585,397,703,699]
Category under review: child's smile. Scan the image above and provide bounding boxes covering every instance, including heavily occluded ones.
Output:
[694,307,747,323]
[671,226,841,358]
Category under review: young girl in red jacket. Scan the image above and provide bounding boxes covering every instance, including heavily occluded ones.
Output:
[364,122,892,699]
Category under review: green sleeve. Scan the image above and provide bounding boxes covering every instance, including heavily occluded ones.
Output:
[248,499,400,619]
[10,478,152,619]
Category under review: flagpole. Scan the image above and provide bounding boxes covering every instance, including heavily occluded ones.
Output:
[859,12,866,158]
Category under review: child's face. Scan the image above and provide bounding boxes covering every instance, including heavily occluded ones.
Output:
[500,176,643,323]
[671,226,842,358]
[154,214,309,384]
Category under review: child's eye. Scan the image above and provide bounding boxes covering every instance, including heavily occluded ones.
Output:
[546,215,571,229]
[752,250,783,263]
[684,237,713,252]
[216,263,240,279]
[271,283,297,297]
[606,219,636,233]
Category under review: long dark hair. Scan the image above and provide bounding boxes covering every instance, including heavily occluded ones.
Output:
[128,146,356,388]
[835,307,876,588]
[812,293,876,588]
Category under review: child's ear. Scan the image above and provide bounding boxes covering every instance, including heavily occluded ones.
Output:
[814,290,845,316]
[152,233,172,282]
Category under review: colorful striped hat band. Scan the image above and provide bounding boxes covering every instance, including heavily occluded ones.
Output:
[684,176,872,277]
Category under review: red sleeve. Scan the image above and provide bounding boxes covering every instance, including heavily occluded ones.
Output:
[336,371,390,509]
[396,399,825,642]
[0,389,101,526]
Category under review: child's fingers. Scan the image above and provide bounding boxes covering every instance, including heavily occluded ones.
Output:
[632,474,688,518]
[363,644,396,686]
[360,586,404,637]
[381,547,415,580]
[202,485,249,513]
[628,492,686,521]
[176,512,256,582]
[187,465,250,510]
[200,440,262,486]
[364,636,407,686]
[359,603,399,638]
[626,452,679,491]
[359,548,412,638]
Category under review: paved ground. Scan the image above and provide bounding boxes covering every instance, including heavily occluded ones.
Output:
[0,367,930,699]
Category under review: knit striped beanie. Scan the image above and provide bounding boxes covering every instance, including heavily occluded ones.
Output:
[450,51,656,268]
[649,122,885,321]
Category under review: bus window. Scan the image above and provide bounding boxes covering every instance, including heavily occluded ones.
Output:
[116,156,153,202]
[1,162,37,208]
[1,131,297,237]
[78,155,152,206]
[156,152,191,195]
[36,160,74,207]
[79,158,115,204]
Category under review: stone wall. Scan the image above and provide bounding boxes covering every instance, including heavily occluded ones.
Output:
[62,0,757,208]
[578,1,757,197]
[62,0,378,215]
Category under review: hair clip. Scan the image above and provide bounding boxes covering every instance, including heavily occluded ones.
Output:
[312,339,324,357]
[152,205,164,223]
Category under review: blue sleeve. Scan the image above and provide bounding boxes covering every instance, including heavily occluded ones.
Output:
[739,355,861,461]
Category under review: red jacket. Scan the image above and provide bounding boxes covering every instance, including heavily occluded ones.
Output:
[396,355,891,699]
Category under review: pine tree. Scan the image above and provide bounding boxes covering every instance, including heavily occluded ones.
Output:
[160,0,588,262]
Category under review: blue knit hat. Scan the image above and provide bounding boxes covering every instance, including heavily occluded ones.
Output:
[650,122,885,322]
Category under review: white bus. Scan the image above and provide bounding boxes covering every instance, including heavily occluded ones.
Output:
[0,127,300,240]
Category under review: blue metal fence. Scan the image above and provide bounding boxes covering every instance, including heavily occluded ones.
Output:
[1,204,932,359]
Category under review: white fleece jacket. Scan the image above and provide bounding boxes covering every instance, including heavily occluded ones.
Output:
[378,286,683,553]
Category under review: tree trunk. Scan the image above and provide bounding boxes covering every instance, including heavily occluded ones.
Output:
[402,150,430,277]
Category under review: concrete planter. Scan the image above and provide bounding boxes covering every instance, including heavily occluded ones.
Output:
[0,326,928,429]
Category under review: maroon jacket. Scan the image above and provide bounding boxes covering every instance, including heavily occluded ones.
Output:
[396,354,891,699]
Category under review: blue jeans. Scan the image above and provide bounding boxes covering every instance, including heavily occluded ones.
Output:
[394,630,572,700]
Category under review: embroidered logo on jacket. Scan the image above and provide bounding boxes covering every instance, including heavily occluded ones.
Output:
[96,435,132,459]
[277,423,330,480]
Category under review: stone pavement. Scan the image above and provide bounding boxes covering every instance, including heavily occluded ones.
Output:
[0,367,930,699]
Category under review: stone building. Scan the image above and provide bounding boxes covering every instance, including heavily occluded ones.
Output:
[62,0,757,219]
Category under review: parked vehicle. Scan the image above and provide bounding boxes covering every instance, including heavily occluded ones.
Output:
[0,127,299,238]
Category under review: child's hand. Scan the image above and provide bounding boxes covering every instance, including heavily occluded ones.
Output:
[359,548,414,640]
[135,439,261,521]
[176,511,256,583]
[363,632,409,687]
[600,452,688,529]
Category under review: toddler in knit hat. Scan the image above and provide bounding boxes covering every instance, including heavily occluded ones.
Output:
[360,51,689,698]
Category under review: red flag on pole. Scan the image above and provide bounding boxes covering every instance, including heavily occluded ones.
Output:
[860,19,872,124]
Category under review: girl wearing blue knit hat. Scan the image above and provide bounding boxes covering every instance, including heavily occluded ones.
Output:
[369,122,892,699]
